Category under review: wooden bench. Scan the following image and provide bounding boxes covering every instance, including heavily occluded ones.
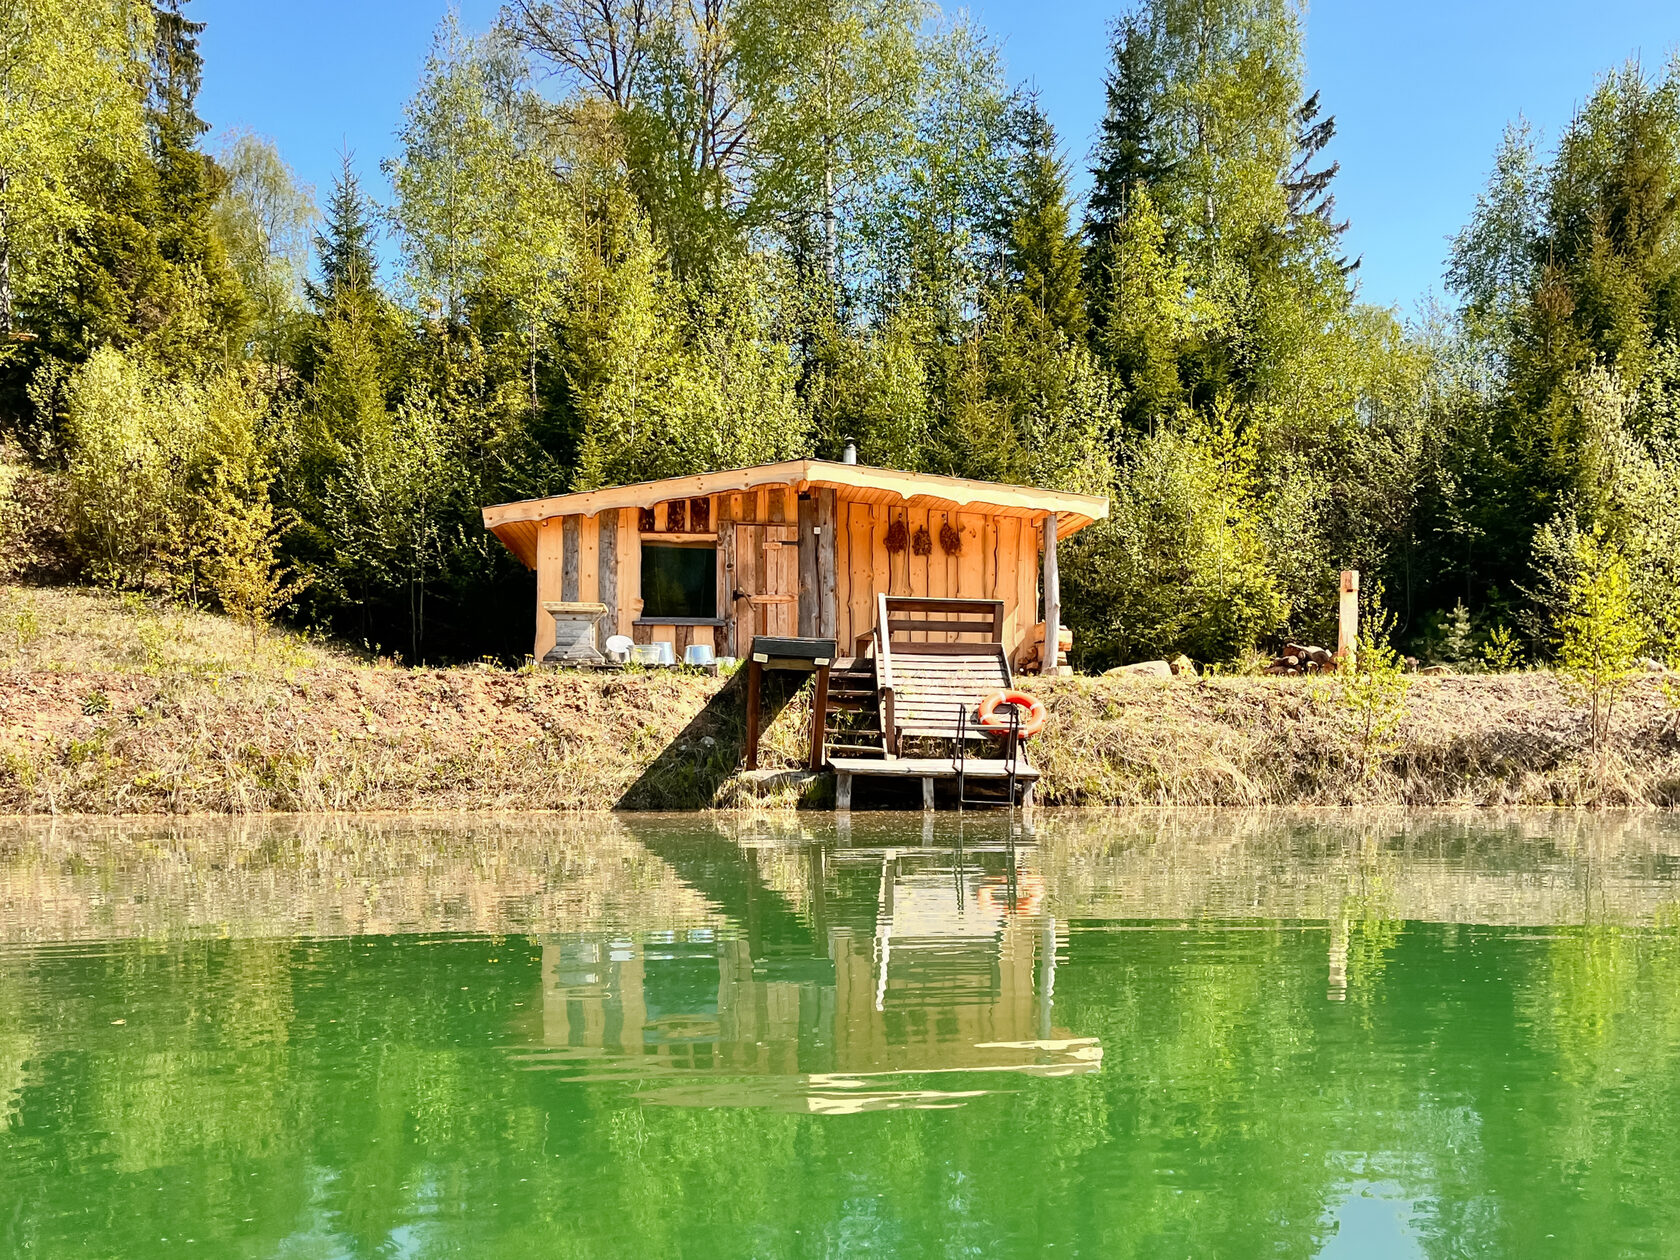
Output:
[870,595,1016,754]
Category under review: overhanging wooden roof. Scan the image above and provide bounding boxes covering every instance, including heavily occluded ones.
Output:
[483,460,1110,569]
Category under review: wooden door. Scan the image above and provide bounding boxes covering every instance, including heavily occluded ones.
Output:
[726,523,798,654]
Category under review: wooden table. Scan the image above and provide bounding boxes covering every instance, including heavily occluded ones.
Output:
[742,636,837,771]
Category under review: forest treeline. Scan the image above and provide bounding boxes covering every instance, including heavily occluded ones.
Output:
[3,0,1680,667]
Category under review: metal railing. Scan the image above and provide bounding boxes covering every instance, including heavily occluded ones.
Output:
[954,701,1021,808]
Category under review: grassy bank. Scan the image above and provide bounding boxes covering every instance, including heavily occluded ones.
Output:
[4,586,1679,813]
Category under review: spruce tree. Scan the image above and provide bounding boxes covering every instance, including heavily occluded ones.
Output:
[308,153,381,308]
[1084,15,1170,336]
[1001,100,1085,340]
[1284,91,1355,272]
[147,0,245,362]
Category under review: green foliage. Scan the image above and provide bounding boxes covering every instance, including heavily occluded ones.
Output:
[1085,13,1170,319]
[1437,59,1680,657]
[58,347,290,610]
[1000,99,1084,339]
[806,304,933,467]
[1481,624,1524,673]
[60,346,192,588]
[931,296,1118,493]
[734,0,925,296]
[0,0,152,338]
[1095,187,1218,429]
[12,0,1680,674]
[1555,528,1644,751]
[307,151,380,307]
[198,375,307,651]
[1336,591,1412,781]
[213,130,315,365]
[563,218,810,490]
[386,14,520,326]
[0,590,41,657]
[1065,411,1286,667]
[0,441,53,582]
[143,0,247,371]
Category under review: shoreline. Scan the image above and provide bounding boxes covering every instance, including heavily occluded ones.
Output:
[5,587,1679,815]
[7,666,1680,814]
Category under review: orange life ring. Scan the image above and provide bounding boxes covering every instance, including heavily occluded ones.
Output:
[977,689,1047,737]
[977,874,1045,915]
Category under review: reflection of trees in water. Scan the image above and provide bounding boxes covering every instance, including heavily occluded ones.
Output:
[0,813,1679,1254]
[7,809,1680,942]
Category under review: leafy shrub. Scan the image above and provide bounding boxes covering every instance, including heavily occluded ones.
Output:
[1066,411,1287,667]
[1336,592,1412,781]
[1554,528,1644,752]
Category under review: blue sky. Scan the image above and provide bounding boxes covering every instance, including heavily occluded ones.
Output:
[197,0,1679,318]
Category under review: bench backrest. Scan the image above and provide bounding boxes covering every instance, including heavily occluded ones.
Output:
[879,597,1004,650]
[874,594,1015,745]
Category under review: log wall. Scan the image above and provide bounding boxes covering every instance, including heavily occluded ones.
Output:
[830,496,1042,659]
[529,483,1044,663]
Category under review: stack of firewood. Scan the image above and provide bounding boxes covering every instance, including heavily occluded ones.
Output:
[1019,622,1073,674]
[1264,642,1336,675]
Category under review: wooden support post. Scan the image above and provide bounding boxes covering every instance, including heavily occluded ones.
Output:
[1041,513,1061,676]
[816,488,838,640]
[921,776,935,811]
[744,658,763,771]
[597,508,618,649]
[1337,570,1360,662]
[835,770,852,812]
[808,662,831,770]
[561,516,580,603]
[797,493,818,636]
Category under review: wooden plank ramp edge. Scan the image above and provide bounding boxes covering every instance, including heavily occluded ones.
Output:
[827,757,1039,780]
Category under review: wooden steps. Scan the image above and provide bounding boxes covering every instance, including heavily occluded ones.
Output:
[815,600,1035,799]
[819,658,886,760]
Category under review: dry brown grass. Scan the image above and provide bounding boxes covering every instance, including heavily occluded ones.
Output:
[0,585,823,814]
[5,585,1680,813]
[1031,671,1680,807]
[0,584,346,675]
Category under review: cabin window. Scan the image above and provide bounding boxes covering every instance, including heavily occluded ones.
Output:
[641,544,717,619]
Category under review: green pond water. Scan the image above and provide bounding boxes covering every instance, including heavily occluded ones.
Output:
[3,812,1680,1258]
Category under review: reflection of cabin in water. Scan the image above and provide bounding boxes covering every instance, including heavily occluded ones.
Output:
[526,848,1099,1104]
[480,457,1108,667]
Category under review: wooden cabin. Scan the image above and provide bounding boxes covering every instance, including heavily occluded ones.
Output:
[481,458,1109,668]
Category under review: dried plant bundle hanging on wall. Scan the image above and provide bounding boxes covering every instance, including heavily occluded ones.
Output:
[666,499,687,531]
[637,507,656,532]
[884,517,908,553]
[689,497,710,532]
[911,526,933,556]
[939,520,961,555]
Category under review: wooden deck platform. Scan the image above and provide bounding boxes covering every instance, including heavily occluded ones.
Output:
[828,756,1038,811]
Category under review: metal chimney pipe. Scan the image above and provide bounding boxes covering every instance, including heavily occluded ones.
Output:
[841,439,858,464]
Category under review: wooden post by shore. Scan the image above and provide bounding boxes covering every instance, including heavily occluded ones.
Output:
[807,662,830,770]
[1042,514,1061,676]
[1337,570,1360,661]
